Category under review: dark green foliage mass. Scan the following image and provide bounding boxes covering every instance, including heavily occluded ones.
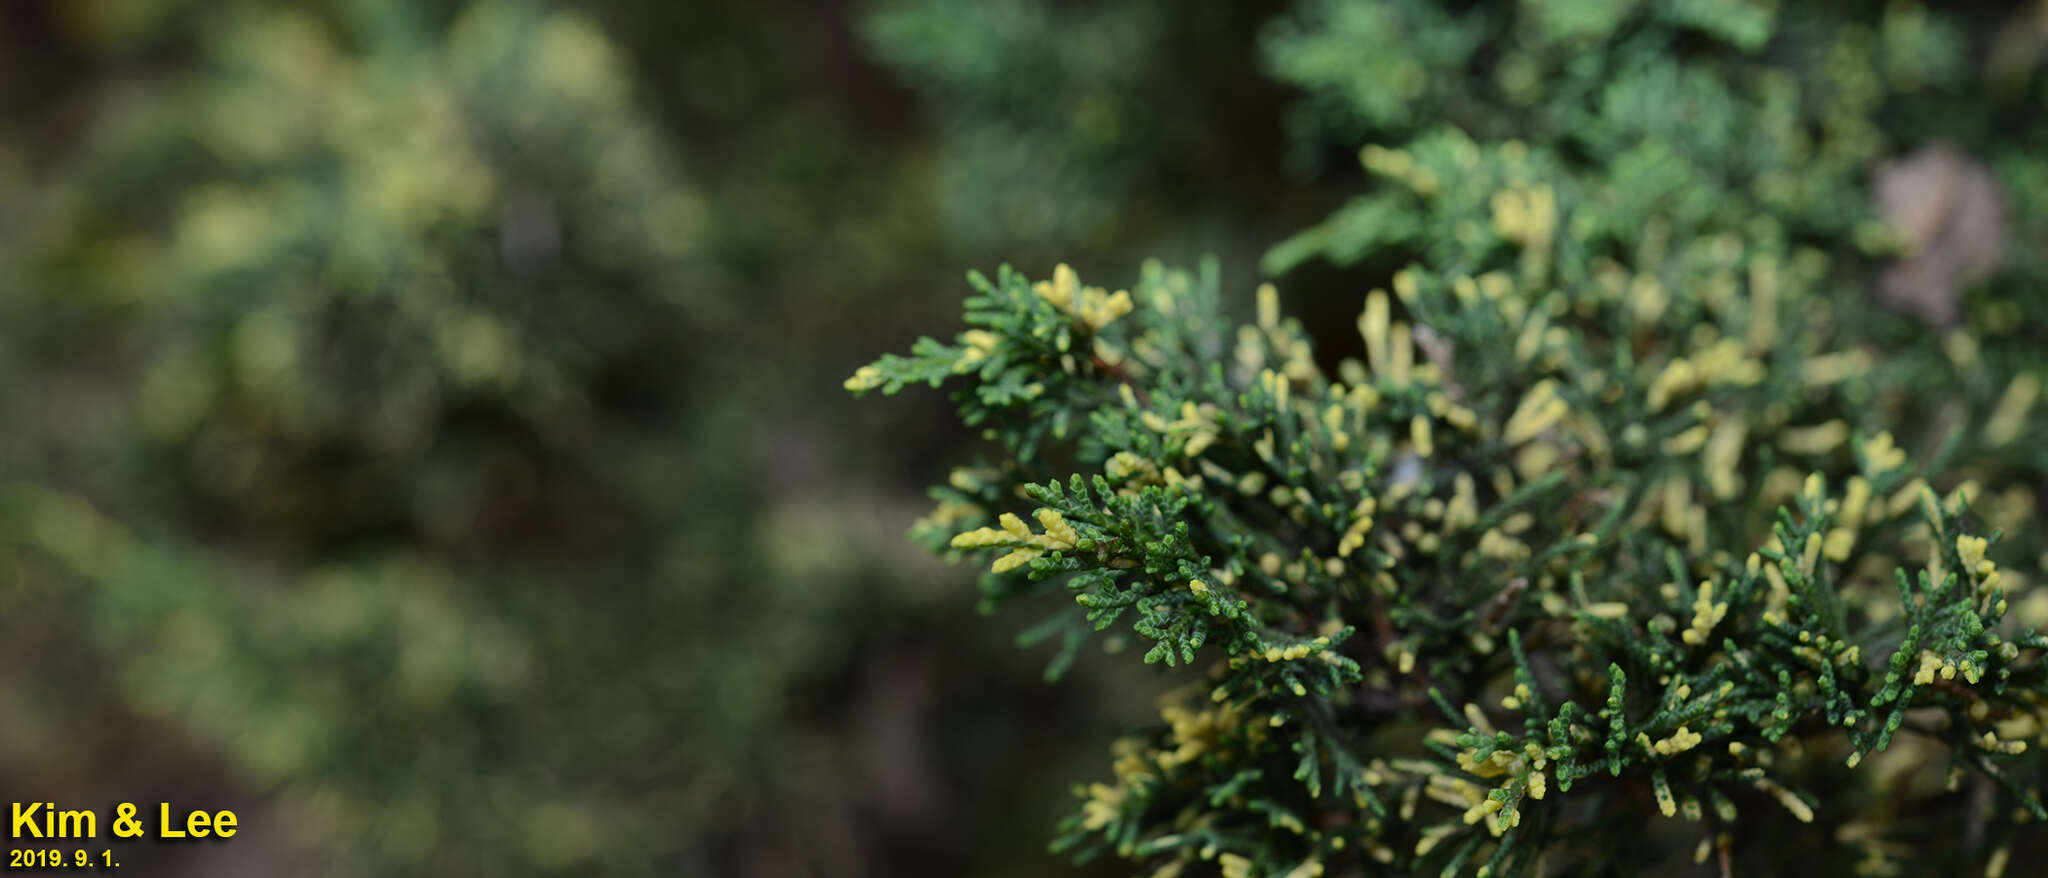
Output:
[856,1,2048,874]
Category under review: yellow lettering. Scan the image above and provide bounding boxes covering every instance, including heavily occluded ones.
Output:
[13,802,42,838]
[54,809,94,838]
[11,804,94,839]
[154,804,232,839]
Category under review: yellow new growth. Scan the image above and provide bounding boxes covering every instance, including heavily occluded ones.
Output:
[1515,312,1549,364]
[1259,369,1292,412]
[951,509,1080,573]
[1958,535,2001,592]
[1390,322,1414,385]
[1478,528,1529,561]
[1452,741,1550,832]
[1645,765,1680,817]
[1078,288,1134,330]
[844,364,884,392]
[1444,473,1478,530]
[1825,476,1872,562]
[1411,415,1435,457]
[1630,274,1667,325]
[1801,350,1865,386]
[1978,730,2028,756]
[956,329,1001,371]
[1780,420,1849,454]
[1392,268,1419,303]
[1505,380,1568,445]
[1107,450,1161,484]
[1692,338,1765,386]
[1323,404,1351,452]
[1662,424,1709,456]
[1282,856,1325,878]
[1586,602,1630,620]
[1414,824,1457,857]
[1432,391,1479,432]
[1682,582,1728,646]
[1363,144,1439,194]
[1647,360,1695,412]
[1650,725,1704,756]
[1034,263,1132,330]
[1150,400,1220,458]
[1987,374,2040,445]
[1360,290,1392,376]
[1157,698,1245,768]
[1863,431,1907,472]
[1490,184,1557,248]
[1648,340,1763,412]
[1035,264,1080,310]
[1913,650,1983,686]
[1337,497,1377,557]
[988,550,1037,574]
[1080,782,1125,830]
[1703,418,1747,499]
[1036,508,1079,547]
[1754,778,1814,823]
[1110,736,1156,787]
[1501,682,1532,711]
[1263,637,1328,663]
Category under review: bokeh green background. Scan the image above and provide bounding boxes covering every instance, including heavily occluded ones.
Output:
[0,1,1307,874]
[3,0,2044,875]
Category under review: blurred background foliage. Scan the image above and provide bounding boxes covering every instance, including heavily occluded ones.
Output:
[1,0,1195,874]
[1,0,2043,875]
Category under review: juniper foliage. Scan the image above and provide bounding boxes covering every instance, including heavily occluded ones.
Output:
[2,1,902,872]
[852,1,2048,874]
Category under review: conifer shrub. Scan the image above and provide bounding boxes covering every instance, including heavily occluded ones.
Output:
[3,2,945,873]
[851,2,2048,874]
[2,4,731,871]
[862,0,1291,261]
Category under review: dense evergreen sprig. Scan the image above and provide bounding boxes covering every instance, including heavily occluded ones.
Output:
[852,0,2048,874]
[853,246,2044,874]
